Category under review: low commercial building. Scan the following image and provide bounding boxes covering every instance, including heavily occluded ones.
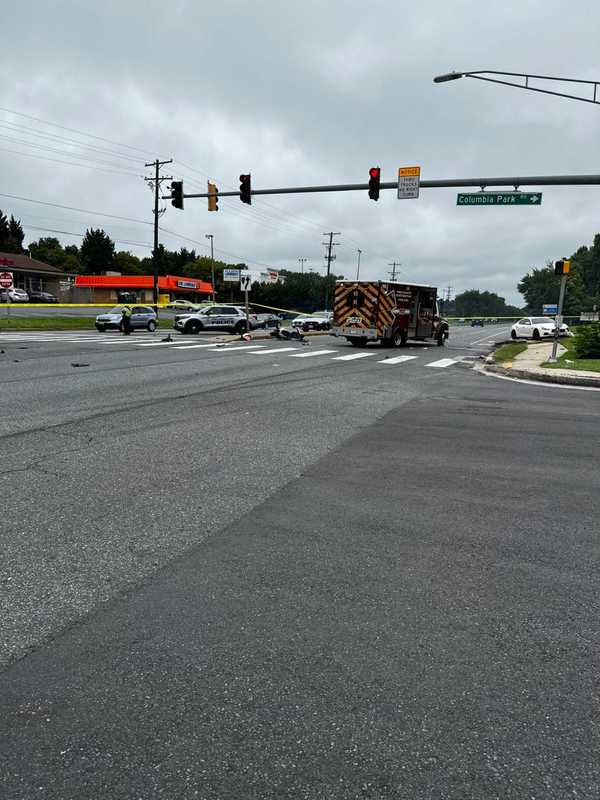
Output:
[0,252,70,297]
[74,274,213,304]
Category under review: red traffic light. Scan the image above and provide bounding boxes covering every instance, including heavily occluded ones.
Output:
[368,167,381,201]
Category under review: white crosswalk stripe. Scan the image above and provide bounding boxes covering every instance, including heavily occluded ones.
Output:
[331,352,377,361]
[378,355,418,365]
[0,333,468,372]
[136,339,199,347]
[287,349,338,358]
[248,347,299,355]
[425,358,460,368]
[206,344,266,352]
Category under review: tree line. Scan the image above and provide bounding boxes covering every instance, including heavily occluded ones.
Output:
[518,233,600,315]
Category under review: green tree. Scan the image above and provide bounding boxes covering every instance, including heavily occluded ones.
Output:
[518,261,586,316]
[80,228,115,274]
[113,250,143,275]
[28,237,80,273]
[0,210,24,253]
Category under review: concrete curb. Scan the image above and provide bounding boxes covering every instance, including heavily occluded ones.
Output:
[484,362,600,388]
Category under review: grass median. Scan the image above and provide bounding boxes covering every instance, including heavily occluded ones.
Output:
[0,317,95,331]
[493,341,527,363]
[543,336,600,373]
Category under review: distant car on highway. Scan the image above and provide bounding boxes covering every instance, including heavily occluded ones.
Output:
[6,287,29,302]
[292,314,332,331]
[28,290,58,303]
[511,316,570,340]
[95,305,158,332]
[471,318,485,327]
[174,305,258,334]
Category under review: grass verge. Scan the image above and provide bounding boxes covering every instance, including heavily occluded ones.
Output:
[543,335,600,373]
[493,342,527,363]
[0,317,94,331]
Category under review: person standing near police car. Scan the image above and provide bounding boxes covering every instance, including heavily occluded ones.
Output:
[121,305,132,335]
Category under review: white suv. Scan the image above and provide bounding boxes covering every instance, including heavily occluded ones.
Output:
[173,305,257,335]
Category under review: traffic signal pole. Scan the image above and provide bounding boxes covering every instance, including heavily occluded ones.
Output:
[548,274,568,363]
[174,173,600,202]
[145,158,173,313]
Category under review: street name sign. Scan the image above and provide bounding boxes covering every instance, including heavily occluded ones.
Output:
[0,271,13,289]
[223,268,240,282]
[398,166,420,199]
[543,304,558,314]
[457,192,542,206]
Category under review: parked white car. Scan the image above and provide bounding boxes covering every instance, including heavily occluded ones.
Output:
[511,316,570,340]
[5,288,29,302]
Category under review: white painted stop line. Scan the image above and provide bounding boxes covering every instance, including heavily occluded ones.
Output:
[378,355,418,365]
[332,352,377,361]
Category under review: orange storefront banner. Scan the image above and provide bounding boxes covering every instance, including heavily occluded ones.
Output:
[74,274,213,294]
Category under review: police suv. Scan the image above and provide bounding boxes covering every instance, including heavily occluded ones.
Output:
[173,305,256,335]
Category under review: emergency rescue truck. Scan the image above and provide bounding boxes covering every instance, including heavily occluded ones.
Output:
[333,280,449,347]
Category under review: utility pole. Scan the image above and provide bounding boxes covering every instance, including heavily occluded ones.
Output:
[388,261,401,281]
[298,257,307,274]
[356,249,362,281]
[145,158,173,313]
[322,231,340,311]
[205,234,216,301]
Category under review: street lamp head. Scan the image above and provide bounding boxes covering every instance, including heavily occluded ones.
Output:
[433,71,464,83]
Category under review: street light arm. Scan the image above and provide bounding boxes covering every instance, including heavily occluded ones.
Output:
[434,69,600,105]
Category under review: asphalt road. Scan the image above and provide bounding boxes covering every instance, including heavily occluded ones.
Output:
[1,323,598,799]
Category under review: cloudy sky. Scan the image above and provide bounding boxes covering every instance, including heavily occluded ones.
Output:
[2,0,600,304]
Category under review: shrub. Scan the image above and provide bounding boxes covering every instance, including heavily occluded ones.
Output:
[573,323,600,359]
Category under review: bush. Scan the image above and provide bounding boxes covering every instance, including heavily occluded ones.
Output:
[573,323,600,358]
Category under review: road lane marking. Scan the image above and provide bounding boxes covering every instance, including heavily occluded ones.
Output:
[248,347,299,354]
[378,355,418,365]
[170,343,231,350]
[425,358,458,368]
[206,345,266,352]
[331,352,377,361]
[287,349,338,358]
[135,340,200,347]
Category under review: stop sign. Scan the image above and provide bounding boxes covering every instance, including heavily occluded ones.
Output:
[0,271,13,289]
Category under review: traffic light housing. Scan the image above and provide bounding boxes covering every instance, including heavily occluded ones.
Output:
[368,167,381,201]
[171,180,184,210]
[554,259,571,275]
[208,181,218,212]
[239,174,251,204]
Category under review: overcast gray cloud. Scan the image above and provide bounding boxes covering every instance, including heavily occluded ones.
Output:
[2,0,600,303]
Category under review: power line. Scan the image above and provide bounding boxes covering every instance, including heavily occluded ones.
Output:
[23,223,152,249]
[0,146,141,177]
[0,106,163,159]
[0,192,152,226]
[0,121,144,164]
